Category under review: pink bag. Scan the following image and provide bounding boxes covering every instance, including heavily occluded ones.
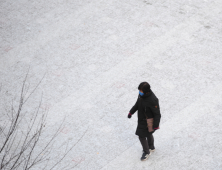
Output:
[144,110,154,132]
[144,108,154,132]
[146,118,154,132]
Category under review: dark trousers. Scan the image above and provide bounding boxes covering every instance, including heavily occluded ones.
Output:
[139,134,154,154]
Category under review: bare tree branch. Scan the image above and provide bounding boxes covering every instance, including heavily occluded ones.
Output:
[1,71,75,170]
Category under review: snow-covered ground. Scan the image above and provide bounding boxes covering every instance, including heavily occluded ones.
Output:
[1,0,222,169]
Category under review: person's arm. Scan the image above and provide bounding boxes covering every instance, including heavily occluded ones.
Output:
[129,98,139,116]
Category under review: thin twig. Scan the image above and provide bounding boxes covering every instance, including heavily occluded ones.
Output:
[23,73,46,105]
[50,127,89,170]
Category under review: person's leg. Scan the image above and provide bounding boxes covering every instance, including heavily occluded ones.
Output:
[147,133,155,150]
[139,136,150,154]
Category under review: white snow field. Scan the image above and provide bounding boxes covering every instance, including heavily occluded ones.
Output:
[1,0,222,169]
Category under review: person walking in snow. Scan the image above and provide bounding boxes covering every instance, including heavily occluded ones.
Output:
[128,82,161,161]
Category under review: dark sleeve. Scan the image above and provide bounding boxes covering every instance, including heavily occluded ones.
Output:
[149,101,161,128]
[129,98,139,115]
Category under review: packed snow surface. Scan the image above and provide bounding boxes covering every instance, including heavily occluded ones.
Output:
[1,0,222,169]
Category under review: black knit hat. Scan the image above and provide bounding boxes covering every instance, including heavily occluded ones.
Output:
[138,82,151,94]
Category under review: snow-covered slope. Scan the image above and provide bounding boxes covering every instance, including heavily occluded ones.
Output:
[1,0,222,169]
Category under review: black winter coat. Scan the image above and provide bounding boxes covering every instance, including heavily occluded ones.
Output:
[129,90,161,137]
